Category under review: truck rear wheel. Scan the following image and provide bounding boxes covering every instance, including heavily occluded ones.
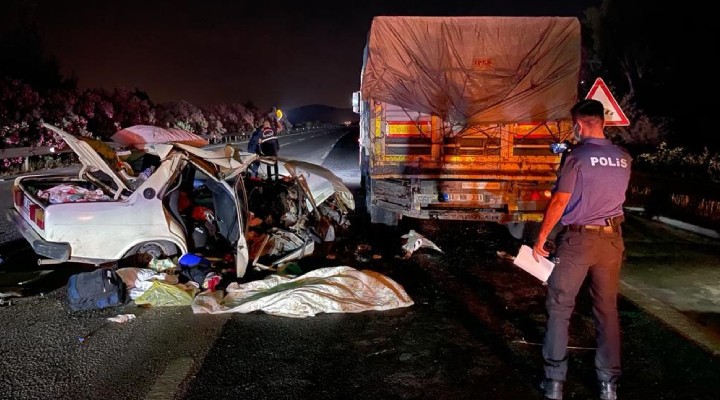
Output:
[506,222,527,240]
[506,221,545,244]
[370,204,400,226]
[360,154,370,190]
[360,154,372,212]
[364,178,373,212]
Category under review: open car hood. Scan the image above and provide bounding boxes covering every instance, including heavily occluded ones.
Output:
[43,123,130,197]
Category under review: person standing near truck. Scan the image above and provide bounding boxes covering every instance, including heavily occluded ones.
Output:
[532,99,632,400]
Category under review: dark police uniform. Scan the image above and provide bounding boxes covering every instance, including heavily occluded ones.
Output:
[543,137,632,385]
[258,126,279,179]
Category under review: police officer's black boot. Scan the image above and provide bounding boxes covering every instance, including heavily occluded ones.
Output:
[540,379,563,399]
[599,381,617,400]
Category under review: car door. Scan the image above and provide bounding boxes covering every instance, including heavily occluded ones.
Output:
[173,143,250,277]
[232,176,250,277]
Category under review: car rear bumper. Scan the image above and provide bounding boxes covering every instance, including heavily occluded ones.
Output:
[6,208,71,262]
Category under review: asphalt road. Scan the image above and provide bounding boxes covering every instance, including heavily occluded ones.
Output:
[2,127,719,400]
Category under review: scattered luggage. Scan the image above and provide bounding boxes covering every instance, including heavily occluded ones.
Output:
[66,268,127,311]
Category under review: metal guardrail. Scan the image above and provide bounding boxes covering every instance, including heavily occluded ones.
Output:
[0,125,341,173]
[0,145,73,159]
[0,133,254,169]
[0,146,75,173]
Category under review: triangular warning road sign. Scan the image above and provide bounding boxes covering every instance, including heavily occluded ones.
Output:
[585,78,630,126]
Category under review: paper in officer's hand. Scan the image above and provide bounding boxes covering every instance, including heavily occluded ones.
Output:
[513,245,555,283]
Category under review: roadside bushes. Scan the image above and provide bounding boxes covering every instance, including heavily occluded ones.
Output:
[636,142,720,183]
[630,142,720,231]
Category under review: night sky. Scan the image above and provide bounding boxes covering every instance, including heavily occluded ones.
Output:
[1,0,599,111]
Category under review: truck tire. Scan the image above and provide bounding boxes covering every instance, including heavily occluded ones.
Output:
[360,154,373,212]
[506,221,559,245]
[364,177,373,212]
[370,204,400,226]
[506,222,527,240]
[360,154,370,190]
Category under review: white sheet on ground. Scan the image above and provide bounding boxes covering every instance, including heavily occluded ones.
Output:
[191,266,414,318]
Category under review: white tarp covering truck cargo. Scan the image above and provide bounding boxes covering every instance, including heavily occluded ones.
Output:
[355,16,581,238]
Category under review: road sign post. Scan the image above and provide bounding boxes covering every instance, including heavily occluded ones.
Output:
[585,78,630,126]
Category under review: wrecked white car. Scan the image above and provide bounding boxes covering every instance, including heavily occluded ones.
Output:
[6,123,354,278]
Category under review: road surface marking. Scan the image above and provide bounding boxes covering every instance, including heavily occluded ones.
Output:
[145,357,195,400]
[620,280,720,356]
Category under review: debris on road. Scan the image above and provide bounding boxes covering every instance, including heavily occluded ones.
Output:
[0,290,23,306]
[496,251,515,261]
[400,230,443,259]
[0,290,22,299]
[107,314,137,323]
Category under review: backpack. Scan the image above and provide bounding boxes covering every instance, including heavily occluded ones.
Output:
[178,253,213,286]
[67,268,127,311]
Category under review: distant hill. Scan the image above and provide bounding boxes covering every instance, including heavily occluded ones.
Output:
[285,104,358,125]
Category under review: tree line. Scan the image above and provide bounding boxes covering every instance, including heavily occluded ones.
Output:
[1,0,718,181]
[581,0,719,182]
[0,5,279,172]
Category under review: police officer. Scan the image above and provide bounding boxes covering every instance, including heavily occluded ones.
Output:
[533,99,632,400]
[258,117,283,179]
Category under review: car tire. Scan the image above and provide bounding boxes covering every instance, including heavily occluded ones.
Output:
[125,241,178,268]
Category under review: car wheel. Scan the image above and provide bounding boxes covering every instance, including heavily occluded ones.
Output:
[126,241,178,267]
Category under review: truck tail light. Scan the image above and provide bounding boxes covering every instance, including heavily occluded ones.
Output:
[29,204,45,230]
[520,189,551,201]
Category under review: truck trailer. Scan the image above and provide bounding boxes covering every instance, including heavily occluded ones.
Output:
[354,16,581,238]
